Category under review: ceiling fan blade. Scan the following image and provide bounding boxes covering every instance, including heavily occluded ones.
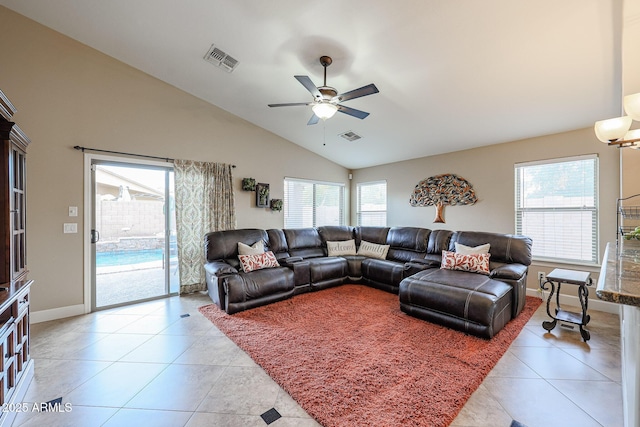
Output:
[307,114,320,125]
[268,102,313,107]
[337,104,370,119]
[334,83,379,102]
[295,75,322,99]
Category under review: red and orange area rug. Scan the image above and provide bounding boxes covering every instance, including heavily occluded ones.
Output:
[199,284,541,427]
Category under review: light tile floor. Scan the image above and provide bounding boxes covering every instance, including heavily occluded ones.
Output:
[13,293,623,427]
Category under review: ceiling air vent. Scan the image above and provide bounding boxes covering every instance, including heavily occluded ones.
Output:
[339,131,362,142]
[203,44,239,73]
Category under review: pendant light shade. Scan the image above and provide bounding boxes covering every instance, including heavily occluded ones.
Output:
[624,128,640,145]
[624,93,640,121]
[594,116,633,143]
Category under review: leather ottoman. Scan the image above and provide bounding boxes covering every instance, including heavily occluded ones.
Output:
[399,268,513,339]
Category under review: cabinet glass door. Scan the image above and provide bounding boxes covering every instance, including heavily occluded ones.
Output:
[10,146,26,281]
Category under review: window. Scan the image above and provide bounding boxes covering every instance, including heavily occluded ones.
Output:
[284,178,345,228]
[515,155,598,264]
[357,181,387,226]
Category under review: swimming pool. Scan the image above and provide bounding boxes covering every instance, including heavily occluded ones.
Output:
[96,249,164,267]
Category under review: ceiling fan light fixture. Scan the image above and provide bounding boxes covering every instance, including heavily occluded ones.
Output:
[268,56,378,125]
[312,103,338,120]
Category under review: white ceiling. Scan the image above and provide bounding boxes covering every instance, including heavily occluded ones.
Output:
[0,0,623,169]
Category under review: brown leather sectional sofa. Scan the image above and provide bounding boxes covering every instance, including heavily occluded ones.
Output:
[204,226,532,338]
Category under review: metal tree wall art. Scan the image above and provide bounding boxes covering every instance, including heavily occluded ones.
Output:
[409,174,478,223]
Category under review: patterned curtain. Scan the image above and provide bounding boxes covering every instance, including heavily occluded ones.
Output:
[174,160,236,294]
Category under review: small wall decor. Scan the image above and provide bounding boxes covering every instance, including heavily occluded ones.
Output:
[242,177,257,191]
[270,198,283,212]
[256,183,270,208]
[409,173,477,223]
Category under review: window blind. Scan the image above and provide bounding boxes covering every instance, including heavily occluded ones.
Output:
[515,155,598,264]
[357,181,387,226]
[284,178,345,228]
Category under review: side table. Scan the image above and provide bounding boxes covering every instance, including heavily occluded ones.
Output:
[540,268,592,341]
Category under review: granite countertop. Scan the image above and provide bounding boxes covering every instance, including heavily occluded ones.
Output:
[596,240,640,307]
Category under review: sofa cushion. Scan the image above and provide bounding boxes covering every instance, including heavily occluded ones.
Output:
[238,251,280,273]
[428,229,454,254]
[451,231,532,266]
[399,268,513,338]
[355,226,390,246]
[266,228,291,262]
[362,258,405,287]
[205,229,268,262]
[327,239,356,256]
[387,227,429,252]
[308,257,348,285]
[342,255,366,278]
[284,228,325,258]
[224,267,295,314]
[318,226,355,244]
[441,250,490,275]
[358,240,390,259]
[385,227,430,262]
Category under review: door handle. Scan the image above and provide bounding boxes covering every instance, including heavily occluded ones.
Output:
[91,229,100,244]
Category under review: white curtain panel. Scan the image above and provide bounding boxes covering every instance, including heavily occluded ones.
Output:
[174,160,236,294]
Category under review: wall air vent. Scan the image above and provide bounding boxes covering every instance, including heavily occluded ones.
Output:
[339,131,362,142]
[204,44,239,73]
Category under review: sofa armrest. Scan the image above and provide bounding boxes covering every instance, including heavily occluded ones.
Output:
[403,259,439,279]
[204,261,238,310]
[285,258,310,286]
[204,261,238,277]
[280,256,304,266]
[489,263,527,281]
[408,258,441,268]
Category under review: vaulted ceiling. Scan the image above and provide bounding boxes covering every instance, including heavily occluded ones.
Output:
[0,0,623,169]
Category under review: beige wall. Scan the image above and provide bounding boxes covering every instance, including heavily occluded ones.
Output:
[621,0,640,197]
[351,127,620,295]
[0,7,348,313]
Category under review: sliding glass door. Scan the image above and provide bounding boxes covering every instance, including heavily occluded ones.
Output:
[91,160,178,310]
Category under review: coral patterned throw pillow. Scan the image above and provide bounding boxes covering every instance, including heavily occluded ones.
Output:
[238,251,280,273]
[441,250,490,275]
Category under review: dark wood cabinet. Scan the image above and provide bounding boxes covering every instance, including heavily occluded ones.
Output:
[0,89,33,426]
[1,91,29,285]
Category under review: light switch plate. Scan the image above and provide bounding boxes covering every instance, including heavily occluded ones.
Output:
[63,223,77,234]
[69,206,78,217]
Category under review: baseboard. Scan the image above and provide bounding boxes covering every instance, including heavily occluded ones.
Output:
[31,304,87,323]
[526,288,619,315]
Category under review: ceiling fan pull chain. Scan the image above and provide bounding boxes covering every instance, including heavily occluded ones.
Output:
[323,121,326,146]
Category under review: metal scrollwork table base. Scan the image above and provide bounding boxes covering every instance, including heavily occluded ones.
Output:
[540,268,592,342]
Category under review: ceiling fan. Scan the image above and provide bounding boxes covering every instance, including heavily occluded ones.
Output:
[268,56,379,125]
